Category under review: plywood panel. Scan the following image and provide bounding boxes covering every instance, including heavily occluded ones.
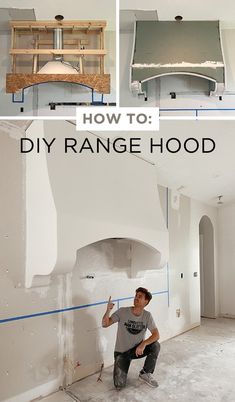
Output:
[6,73,110,94]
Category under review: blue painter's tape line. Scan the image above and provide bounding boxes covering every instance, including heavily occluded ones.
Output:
[0,290,169,324]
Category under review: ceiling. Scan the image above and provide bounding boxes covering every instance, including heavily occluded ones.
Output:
[95,120,235,207]
[120,0,235,24]
[155,120,235,207]
[0,0,116,30]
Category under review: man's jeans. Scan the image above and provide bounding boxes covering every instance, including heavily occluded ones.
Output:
[113,341,160,389]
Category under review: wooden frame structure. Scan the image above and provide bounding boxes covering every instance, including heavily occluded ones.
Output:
[6,20,110,95]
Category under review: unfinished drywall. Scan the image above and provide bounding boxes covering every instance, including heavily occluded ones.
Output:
[0,121,219,402]
[132,21,224,84]
[0,125,64,402]
[120,20,235,109]
[218,202,235,317]
[25,121,168,287]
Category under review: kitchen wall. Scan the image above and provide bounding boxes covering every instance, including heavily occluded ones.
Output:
[218,201,235,317]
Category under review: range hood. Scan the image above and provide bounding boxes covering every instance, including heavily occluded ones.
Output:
[131,20,225,97]
[24,121,169,287]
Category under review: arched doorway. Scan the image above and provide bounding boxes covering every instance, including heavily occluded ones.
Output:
[199,216,216,318]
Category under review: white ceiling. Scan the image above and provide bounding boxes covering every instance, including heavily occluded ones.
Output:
[0,0,116,29]
[97,120,235,207]
[156,120,235,207]
[120,0,235,24]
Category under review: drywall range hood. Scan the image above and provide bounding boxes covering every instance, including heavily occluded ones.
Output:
[131,20,225,97]
[23,121,169,287]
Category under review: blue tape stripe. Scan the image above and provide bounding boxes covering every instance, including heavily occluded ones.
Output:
[0,290,169,324]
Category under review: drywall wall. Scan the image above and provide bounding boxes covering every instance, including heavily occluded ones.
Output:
[199,216,216,318]
[0,126,64,402]
[0,121,219,401]
[120,23,235,109]
[218,202,235,317]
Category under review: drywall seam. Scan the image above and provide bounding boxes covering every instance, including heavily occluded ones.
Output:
[140,72,217,84]
[0,290,169,324]
[132,61,224,68]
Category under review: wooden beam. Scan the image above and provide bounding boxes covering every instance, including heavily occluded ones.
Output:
[100,27,105,74]
[34,39,89,46]
[13,29,101,36]
[10,49,107,56]
[11,27,16,73]
[10,20,107,29]
[6,73,110,94]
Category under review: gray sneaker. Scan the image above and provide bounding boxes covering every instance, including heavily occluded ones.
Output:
[139,371,159,388]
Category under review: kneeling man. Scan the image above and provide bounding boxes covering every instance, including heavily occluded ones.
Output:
[102,287,160,389]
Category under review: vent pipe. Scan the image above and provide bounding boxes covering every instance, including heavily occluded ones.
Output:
[53,15,64,61]
[37,15,79,74]
[53,28,63,61]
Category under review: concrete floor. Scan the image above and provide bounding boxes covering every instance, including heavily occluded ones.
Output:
[42,318,235,402]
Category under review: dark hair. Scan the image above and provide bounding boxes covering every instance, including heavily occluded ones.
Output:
[135,287,152,303]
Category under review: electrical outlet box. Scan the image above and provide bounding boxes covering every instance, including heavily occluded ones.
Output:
[176,308,181,317]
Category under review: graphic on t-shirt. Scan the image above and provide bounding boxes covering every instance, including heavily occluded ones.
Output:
[124,319,146,335]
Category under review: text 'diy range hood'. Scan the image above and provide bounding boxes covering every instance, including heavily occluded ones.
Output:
[131,21,225,97]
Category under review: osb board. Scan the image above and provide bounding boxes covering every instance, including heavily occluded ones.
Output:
[6,74,110,94]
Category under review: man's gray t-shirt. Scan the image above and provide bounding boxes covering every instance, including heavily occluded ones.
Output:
[111,307,157,353]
